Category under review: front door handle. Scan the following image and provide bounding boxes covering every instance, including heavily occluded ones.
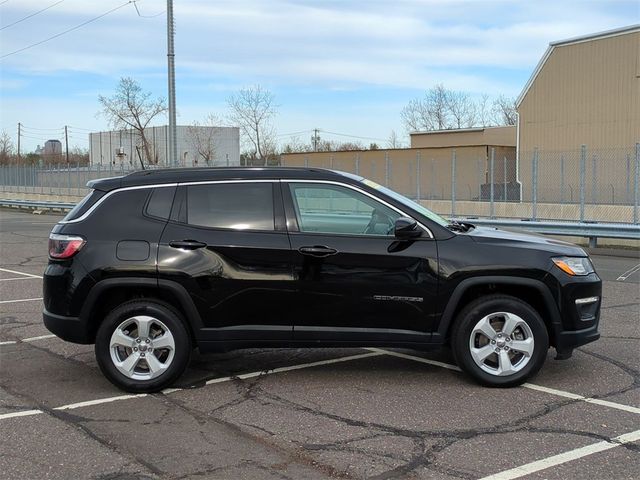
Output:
[169,240,207,250]
[298,245,338,257]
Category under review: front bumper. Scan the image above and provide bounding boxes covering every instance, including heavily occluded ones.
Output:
[555,324,600,353]
[552,271,602,355]
[43,309,93,344]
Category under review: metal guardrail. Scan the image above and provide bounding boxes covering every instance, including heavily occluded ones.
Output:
[0,199,75,211]
[1,199,638,246]
[455,217,640,246]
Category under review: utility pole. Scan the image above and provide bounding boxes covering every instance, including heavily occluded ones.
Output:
[167,0,178,166]
[17,122,21,164]
[64,125,69,164]
[312,128,319,152]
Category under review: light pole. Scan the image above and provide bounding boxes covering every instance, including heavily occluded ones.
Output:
[167,0,178,166]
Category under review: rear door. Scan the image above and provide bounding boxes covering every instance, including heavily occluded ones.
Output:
[283,180,439,343]
[157,180,296,342]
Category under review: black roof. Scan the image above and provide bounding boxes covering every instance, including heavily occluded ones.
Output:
[88,167,357,191]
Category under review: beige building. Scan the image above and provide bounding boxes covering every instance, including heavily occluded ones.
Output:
[281,127,517,201]
[411,126,515,149]
[517,25,639,203]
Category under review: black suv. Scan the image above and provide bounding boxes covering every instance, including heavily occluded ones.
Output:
[43,168,601,392]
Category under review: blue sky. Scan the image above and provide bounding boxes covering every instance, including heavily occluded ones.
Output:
[1,0,638,152]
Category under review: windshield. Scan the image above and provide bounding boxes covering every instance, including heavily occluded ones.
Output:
[348,175,449,227]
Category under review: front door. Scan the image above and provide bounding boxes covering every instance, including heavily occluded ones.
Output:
[283,181,438,343]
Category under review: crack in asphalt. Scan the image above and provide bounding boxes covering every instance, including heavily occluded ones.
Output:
[1,327,639,479]
[156,391,350,479]
[0,382,162,479]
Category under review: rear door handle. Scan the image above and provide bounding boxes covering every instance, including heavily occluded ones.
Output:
[169,240,207,250]
[298,246,338,257]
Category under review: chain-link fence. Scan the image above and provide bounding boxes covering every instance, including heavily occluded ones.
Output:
[284,143,639,224]
[2,143,639,224]
[0,162,159,198]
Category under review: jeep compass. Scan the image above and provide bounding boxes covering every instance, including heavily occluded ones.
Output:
[43,168,601,392]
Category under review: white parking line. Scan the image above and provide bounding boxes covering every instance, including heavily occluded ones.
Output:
[54,394,148,411]
[617,263,640,281]
[0,267,42,279]
[0,334,55,346]
[204,350,385,386]
[479,428,640,480]
[0,351,385,422]
[22,334,56,342]
[0,277,41,282]
[0,297,43,304]
[367,348,462,371]
[524,383,640,415]
[0,409,43,421]
[372,349,640,415]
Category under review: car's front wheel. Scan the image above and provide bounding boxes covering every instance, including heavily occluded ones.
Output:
[451,295,549,387]
[95,300,191,393]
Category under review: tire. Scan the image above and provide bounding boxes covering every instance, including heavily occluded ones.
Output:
[451,294,549,387]
[95,299,191,393]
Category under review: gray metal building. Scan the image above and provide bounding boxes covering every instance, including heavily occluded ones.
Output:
[89,125,240,167]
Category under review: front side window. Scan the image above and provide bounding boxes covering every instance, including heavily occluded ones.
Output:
[289,183,401,236]
[186,182,274,231]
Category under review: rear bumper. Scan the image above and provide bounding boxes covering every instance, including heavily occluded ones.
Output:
[43,309,93,344]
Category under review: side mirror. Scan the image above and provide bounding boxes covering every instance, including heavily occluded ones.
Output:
[394,217,421,239]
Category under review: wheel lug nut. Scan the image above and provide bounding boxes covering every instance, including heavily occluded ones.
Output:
[140,353,145,357]
[133,347,138,351]
[136,339,141,343]
[491,340,496,344]
[145,339,150,343]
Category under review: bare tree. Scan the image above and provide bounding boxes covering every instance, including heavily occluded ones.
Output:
[401,84,451,132]
[0,130,14,165]
[187,114,222,166]
[282,135,311,154]
[227,85,277,164]
[493,95,518,126]
[447,90,477,129]
[98,77,167,165]
[476,94,493,127]
[386,130,403,149]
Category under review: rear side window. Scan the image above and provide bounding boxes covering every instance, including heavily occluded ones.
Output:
[186,183,274,231]
[62,189,105,222]
[145,186,176,220]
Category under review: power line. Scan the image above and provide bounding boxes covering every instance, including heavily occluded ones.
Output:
[132,0,165,18]
[276,129,314,138]
[0,0,65,31]
[0,1,134,60]
[66,125,94,131]
[319,129,387,143]
[21,125,65,132]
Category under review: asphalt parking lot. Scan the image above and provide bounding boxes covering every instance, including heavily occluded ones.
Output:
[0,209,638,480]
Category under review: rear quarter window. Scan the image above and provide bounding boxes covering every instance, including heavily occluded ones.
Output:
[62,189,106,222]
[145,186,177,220]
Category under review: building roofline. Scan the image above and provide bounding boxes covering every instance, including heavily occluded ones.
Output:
[516,24,640,108]
[409,125,514,136]
[549,24,640,47]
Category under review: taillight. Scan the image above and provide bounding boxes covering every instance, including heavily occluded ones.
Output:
[49,233,86,259]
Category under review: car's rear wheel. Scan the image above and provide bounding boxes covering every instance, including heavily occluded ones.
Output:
[451,295,549,387]
[95,300,191,393]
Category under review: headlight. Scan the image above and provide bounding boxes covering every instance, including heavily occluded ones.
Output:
[552,256,594,276]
